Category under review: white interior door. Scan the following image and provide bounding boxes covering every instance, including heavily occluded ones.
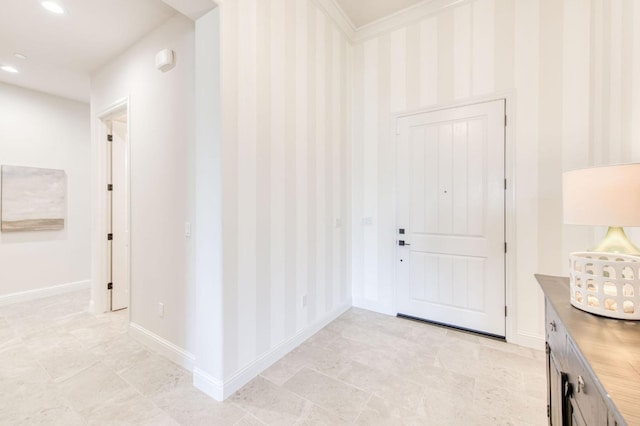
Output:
[110,119,129,311]
[396,100,506,337]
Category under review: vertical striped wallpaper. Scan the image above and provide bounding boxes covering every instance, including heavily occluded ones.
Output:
[351,0,502,316]
[218,0,351,378]
[351,0,640,343]
[207,0,640,378]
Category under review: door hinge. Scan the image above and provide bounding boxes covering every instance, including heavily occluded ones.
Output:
[505,306,508,317]
[504,242,507,253]
[107,282,113,290]
[547,404,550,418]
[107,134,113,142]
[107,233,113,240]
[504,179,507,190]
[107,184,113,191]
[504,115,507,127]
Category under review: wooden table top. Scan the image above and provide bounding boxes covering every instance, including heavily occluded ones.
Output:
[536,274,640,425]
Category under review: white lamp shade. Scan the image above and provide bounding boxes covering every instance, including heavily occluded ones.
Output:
[563,163,640,226]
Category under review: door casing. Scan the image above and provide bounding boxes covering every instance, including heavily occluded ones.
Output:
[109,118,130,311]
[392,92,517,344]
[91,97,131,315]
[395,99,506,336]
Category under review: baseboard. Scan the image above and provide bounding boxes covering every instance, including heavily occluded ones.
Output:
[193,367,224,401]
[0,280,91,307]
[195,298,352,401]
[221,298,352,399]
[129,322,195,371]
[352,296,396,316]
[510,330,545,351]
[88,299,97,315]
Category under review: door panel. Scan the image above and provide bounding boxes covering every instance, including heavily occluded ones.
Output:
[396,100,505,336]
[111,120,129,311]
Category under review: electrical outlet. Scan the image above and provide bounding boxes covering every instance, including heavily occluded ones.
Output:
[362,217,373,226]
[335,218,341,228]
[184,222,191,238]
[158,302,164,318]
[301,295,307,308]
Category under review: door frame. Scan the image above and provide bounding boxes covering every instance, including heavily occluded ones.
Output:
[90,97,131,315]
[392,91,517,344]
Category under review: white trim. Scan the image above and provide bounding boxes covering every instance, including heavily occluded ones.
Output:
[315,0,467,43]
[510,330,545,351]
[313,0,356,41]
[352,296,395,316]
[97,97,130,120]
[0,280,91,306]
[390,91,518,343]
[91,97,131,315]
[221,300,351,399]
[393,90,513,121]
[194,299,352,401]
[160,0,216,21]
[353,0,466,42]
[129,322,195,371]
[503,91,519,347]
[193,368,224,401]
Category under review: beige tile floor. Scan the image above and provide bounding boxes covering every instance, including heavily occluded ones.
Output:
[0,290,547,425]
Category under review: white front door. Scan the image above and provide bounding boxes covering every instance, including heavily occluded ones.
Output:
[396,100,506,337]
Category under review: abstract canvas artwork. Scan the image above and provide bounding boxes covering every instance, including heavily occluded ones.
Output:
[1,165,66,232]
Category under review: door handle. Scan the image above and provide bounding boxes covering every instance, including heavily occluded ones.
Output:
[398,240,411,246]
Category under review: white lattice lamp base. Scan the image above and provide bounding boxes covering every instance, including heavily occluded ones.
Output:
[569,252,640,320]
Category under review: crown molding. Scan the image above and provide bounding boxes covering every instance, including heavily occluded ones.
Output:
[313,0,357,41]
[355,0,467,41]
[319,0,467,43]
[161,0,216,20]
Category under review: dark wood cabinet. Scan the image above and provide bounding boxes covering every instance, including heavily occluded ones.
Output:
[537,275,638,426]
[546,342,567,425]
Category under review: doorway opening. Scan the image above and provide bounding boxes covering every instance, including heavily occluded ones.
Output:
[99,100,130,312]
[395,99,506,337]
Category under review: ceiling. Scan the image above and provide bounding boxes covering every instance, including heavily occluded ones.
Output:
[335,0,427,28]
[0,0,176,102]
[0,0,426,103]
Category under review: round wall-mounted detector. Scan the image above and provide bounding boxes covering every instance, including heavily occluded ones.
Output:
[14,53,27,60]
[41,1,65,14]
[0,65,19,73]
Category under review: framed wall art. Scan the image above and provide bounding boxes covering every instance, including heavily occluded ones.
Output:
[1,165,66,232]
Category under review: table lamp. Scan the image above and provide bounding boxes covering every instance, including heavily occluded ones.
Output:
[563,163,640,319]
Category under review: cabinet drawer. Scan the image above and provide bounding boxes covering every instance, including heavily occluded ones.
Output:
[609,410,623,426]
[570,397,587,426]
[546,300,566,364]
[566,341,608,426]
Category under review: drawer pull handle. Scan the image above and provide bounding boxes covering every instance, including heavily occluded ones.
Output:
[577,375,585,393]
[549,320,556,332]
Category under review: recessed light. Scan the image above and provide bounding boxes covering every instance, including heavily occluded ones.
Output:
[0,65,19,73]
[14,53,27,60]
[41,1,65,15]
